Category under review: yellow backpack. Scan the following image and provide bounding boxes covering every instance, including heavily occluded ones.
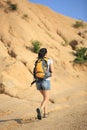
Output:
[33,57,51,79]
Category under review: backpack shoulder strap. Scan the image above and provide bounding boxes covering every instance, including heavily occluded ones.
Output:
[43,57,49,61]
[35,57,48,64]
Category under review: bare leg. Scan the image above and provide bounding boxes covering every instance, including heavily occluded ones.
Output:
[39,90,49,114]
[39,90,45,112]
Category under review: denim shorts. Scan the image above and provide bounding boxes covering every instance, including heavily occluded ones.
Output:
[36,79,51,90]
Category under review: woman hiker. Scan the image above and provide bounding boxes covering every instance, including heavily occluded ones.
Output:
[34,48,54,120]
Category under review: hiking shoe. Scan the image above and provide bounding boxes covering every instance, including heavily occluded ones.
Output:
[36,108,42,120]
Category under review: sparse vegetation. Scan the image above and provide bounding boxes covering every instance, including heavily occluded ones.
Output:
[74,47,87,64]
[7,1,17,11]
[32,40,42,53]
[73,20,85,28]
[9,3,17,11]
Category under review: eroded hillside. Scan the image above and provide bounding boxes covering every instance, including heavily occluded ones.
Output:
[0,0,87,98]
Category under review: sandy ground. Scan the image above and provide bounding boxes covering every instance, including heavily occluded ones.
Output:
[0,84,87,130]
[16,103,87,130]
[0,103,87,130]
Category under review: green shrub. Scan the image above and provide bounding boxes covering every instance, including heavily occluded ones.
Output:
[74,57,86,64]
[32,40,42,53]
[74,47,87,64]
[73,20,84,28]
[9,3,17,11]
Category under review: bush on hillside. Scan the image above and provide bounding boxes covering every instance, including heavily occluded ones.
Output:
[32,40,42,53]
[74,47,87,64]
[7,1,17,11]
[9,3,17,11]
[73,20,84,28]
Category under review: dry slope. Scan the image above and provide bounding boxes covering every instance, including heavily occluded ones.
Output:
[0,2,87,128]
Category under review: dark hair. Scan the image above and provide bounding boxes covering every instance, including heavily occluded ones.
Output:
[38,48,47,59]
